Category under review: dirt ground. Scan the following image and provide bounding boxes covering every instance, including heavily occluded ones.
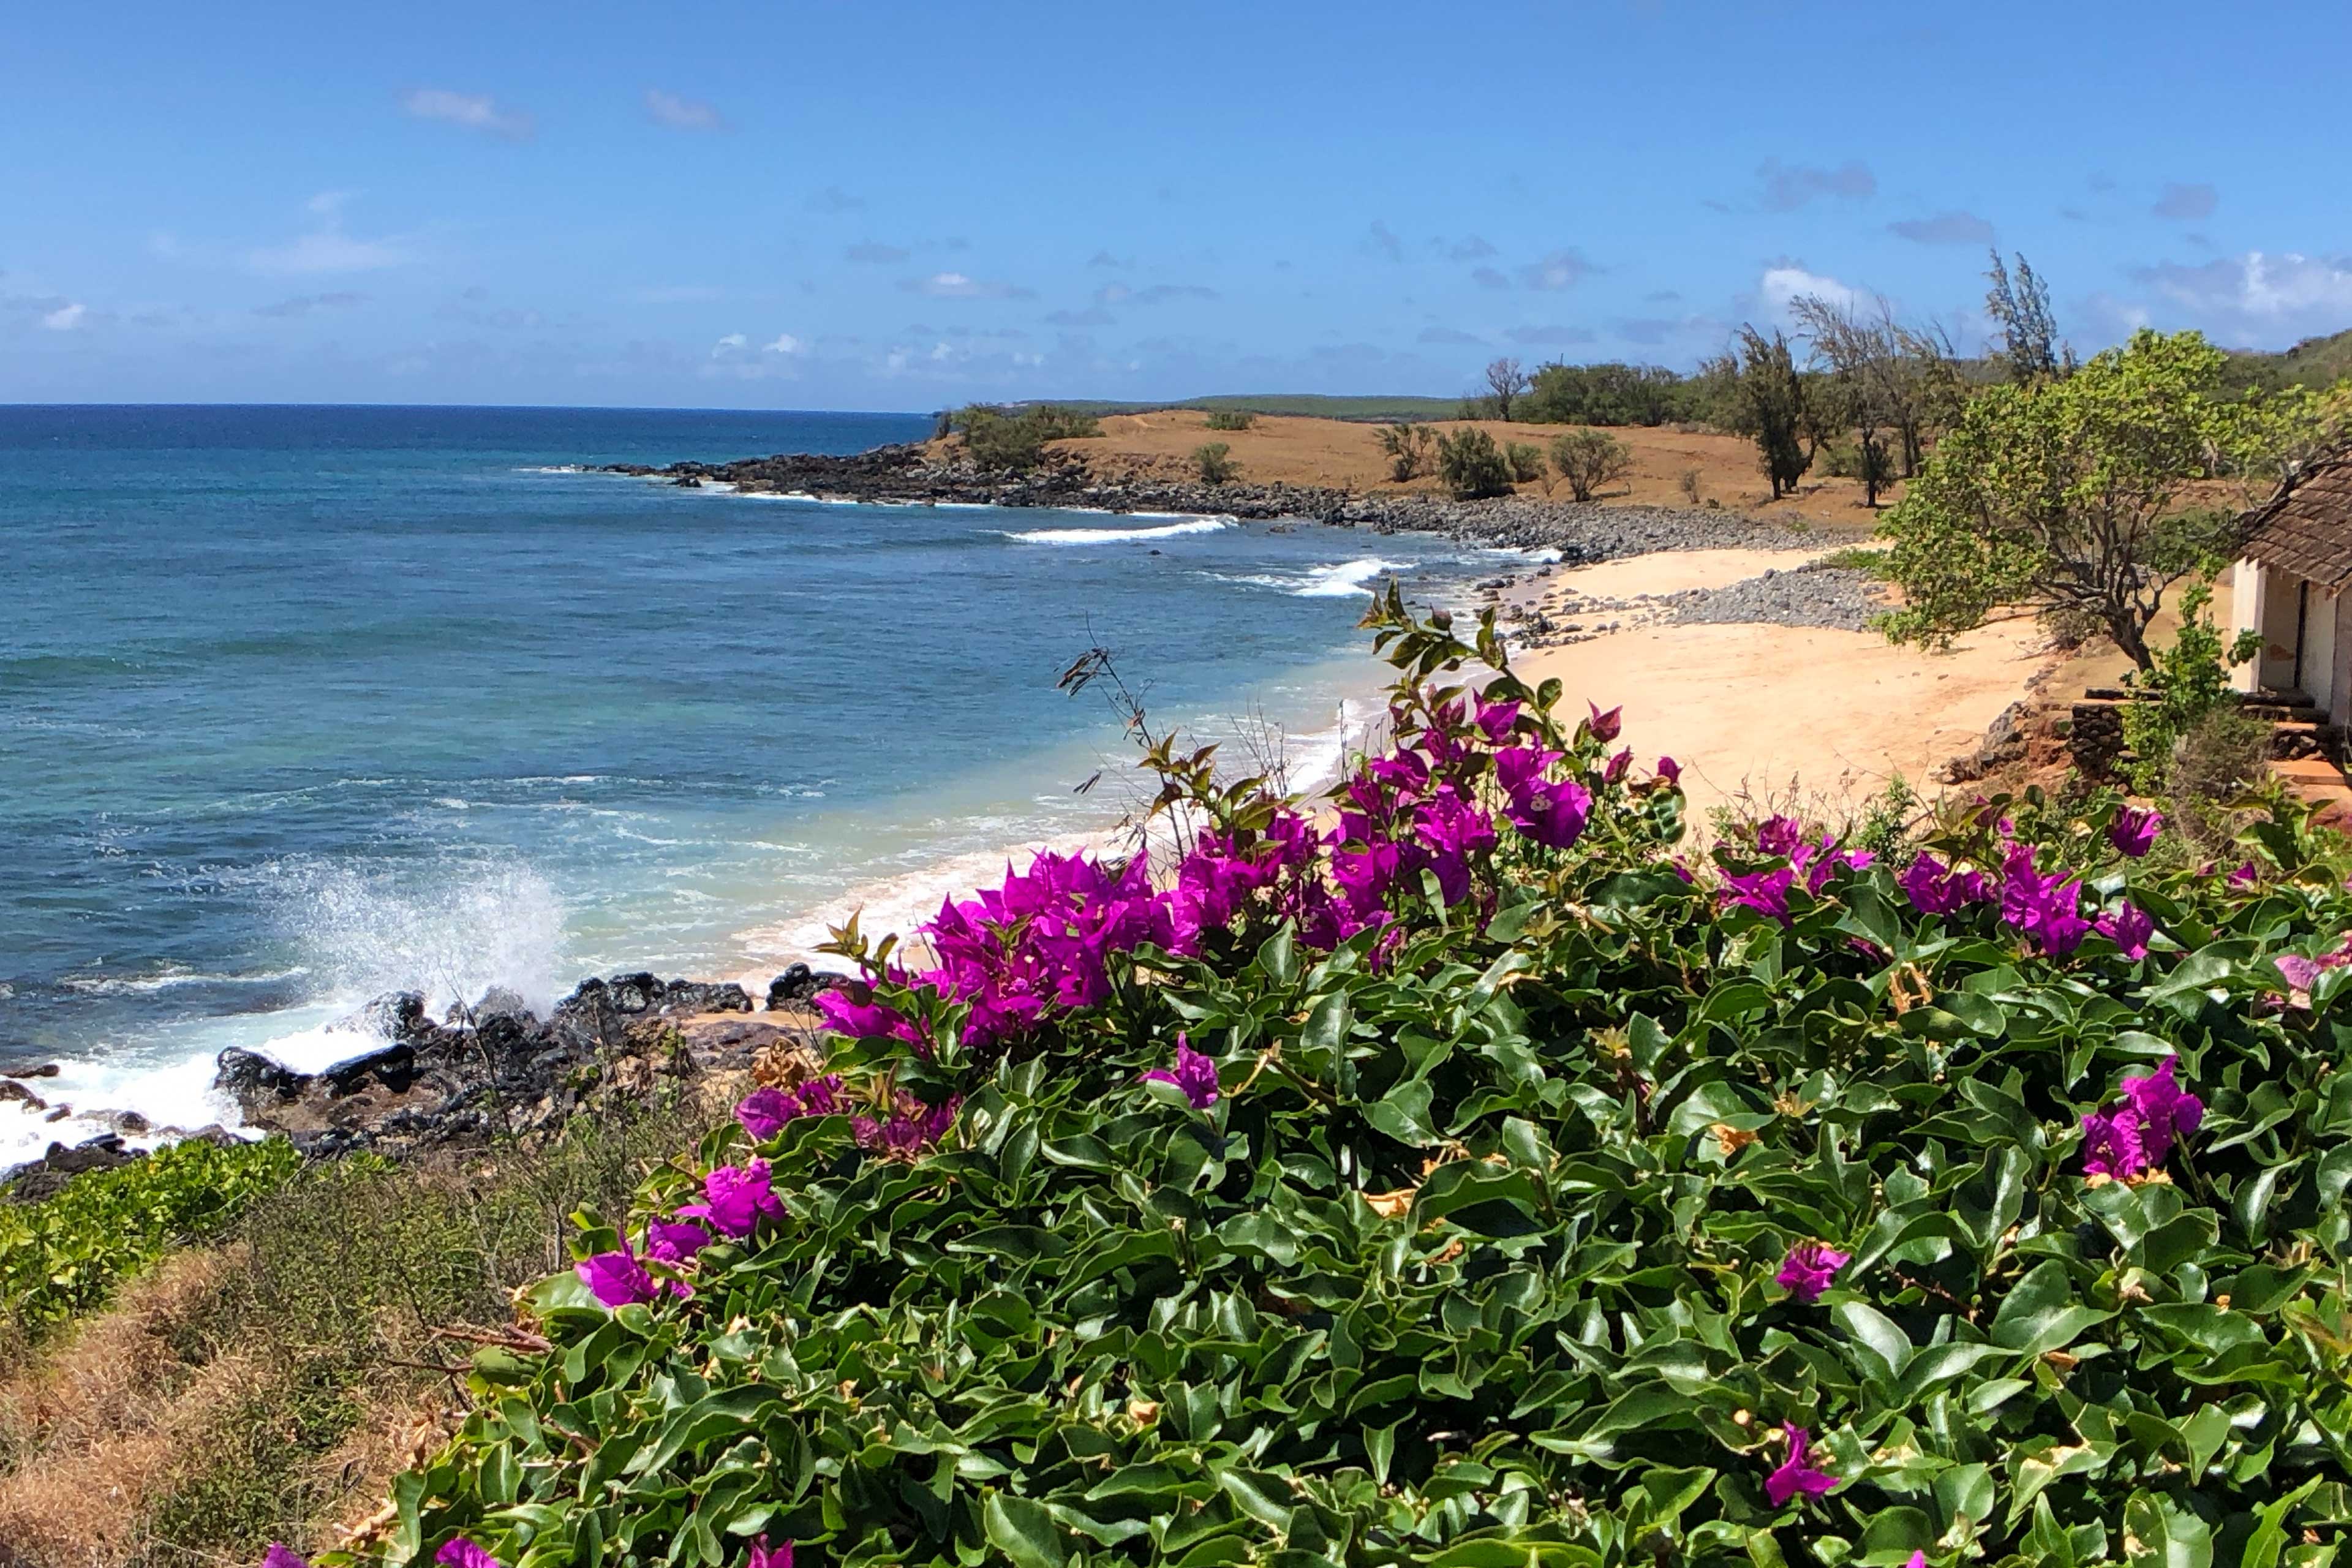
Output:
[983,411,1904,529]
[1508,549,2052,824]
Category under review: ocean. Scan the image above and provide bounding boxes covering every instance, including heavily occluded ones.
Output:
[0,404,1537,1164]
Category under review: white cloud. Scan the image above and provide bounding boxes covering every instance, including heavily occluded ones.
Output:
[40,303,85,331]
[401,88,534,141]
[645,89,726,132]
[250,228,412,276]
[903,271,1034,301]
[764,332,804,355]
[712,332,748,356]
[1760,264,1860,314]
[1518,249,1597,292]
[2127,250,2352,342]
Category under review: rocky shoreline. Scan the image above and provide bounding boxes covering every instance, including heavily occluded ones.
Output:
[597,443,1839,562]
[2,965,849,1202]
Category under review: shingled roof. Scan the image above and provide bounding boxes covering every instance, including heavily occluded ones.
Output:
[2244,454,2352,591]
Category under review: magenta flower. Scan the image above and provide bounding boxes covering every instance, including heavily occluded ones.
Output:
[1495,744,1593,850]
[1755,815,1804,858]
[1719,864,1797,924]
[262,1548,310,1568]
[1142,1035,1219,1109]
[2120,1055,2204,1166]
[814,985,920,1045]
[2081,1054,2203,1179]
[1602,747,1634,785]
[1586,701,1622,742]
[853,1092,960,1159]
[1900,853,1990,916]
[2109,805,2162,858]
[437,1540,501,1568]
[1775,1242,1850,1303]
[747,1539,794,1568]
[1904,1556,1928,1568]
[2097,901,2154,960]
[1763,1423,1838,1506]
[644,1219,710,1265]
[2000,841,2089,956]
[1656,755,1681,785]
[2230,862,2258,888]
[1472,693,1521,742]
[736,1074,847,1139]
[679,1159,785,1239]
[577,1245,660,1308]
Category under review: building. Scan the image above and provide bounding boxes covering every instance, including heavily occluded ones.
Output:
[2233,454,2352,726]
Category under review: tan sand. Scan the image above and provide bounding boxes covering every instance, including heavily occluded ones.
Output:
[1514,614,2046,824]
[1529,547,1820,603]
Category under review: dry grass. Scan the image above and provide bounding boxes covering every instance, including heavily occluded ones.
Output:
[929,410,1903,528]
[0,1249,255,1566]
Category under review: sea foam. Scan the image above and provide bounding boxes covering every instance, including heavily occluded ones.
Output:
[1001,518,1232,546]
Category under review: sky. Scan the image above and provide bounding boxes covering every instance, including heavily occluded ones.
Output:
[7,0,2352,412]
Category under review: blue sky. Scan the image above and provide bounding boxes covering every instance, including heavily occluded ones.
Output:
[6,0,2351,410]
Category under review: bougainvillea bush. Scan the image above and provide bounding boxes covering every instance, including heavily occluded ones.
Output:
[320,592,2352,1568]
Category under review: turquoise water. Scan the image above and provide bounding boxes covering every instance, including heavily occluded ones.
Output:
[0,405,1529,1157]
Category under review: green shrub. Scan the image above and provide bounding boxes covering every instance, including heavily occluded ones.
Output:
[1548,426,1634,501]
[1504,440,1547,486]
[1436,426,1514,499]
[1521,360,1696,426]
[952,404,1104,472]
[0,1135,301,1335]
[2119,579,2265,793]
[355,595,2352,1568]
[1202,409,1254,432]
[1376,421,1435,481]
[1193,442,1239,484]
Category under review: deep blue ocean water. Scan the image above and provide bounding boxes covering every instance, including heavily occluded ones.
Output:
[0,405,1529,1157]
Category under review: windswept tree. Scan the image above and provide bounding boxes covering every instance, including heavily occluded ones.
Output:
[1547,428,1633,502]
[1878,328,2260,669]
[1789,292,1956,491]
[1986,250,2073,386]
[1376,421,1435,481]
[1483,356,1529,421]
[1711,326,1820,500]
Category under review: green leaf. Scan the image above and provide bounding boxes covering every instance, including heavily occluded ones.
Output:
[986,1492,1069,1568]
[1991,1260,2113,1355]
[2124,1489,2213,1568]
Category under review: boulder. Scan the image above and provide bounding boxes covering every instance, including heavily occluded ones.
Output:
[215,1046,306,1110]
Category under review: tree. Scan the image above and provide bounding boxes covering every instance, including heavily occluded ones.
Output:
[1202,409,1254,431]
[1435,427,1515,499]
[1714,326,1821,500]
[1520,361,1692,426]
[1504,441,1548,486]
[1483,357,1529,421]
[1376,421,1435,481]
[1877,328,2260,669]
[1547,429,1633,502]
[1985,251,2072,386]
[1789,292,1954,490]
[1193,442,1239,484]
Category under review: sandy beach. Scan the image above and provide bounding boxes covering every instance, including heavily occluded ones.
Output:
[1506,548,2046,822]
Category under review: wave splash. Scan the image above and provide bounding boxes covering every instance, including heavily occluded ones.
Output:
[268,854,570,1019]
[1001,518,1232,546]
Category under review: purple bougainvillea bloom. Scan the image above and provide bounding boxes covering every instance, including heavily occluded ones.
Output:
[678,1159,785,1239]
[1602,747,1634,785]
[2109,805,2163,858]
[2097,901,2154,960]
[643,1219,711,1265]
[1142,1034,1220,1109]
[1472,693,1521,742]
[2230,862,2258,888]
[1720,864,1797,924]
[747,1539,794,1568]
[1775,1242,1850,1303]
[1999,841,2090,956]
[436,1540,501,1568]
[1495,744,1593,850]
[1586,701,1622,743]
[1656,755,1681,785]
[2120,1055,2204,1166]
[736,1074,848,1139]
[1755,815,1804,859]
[2081,1054,2203,1179]
[854,1093,961,1159]
[1904,1555,1928,1568]
[2277,952,2325,995]
[577,1245,660,1308]
[1764,1423,1838,1507]
[262,1548,310,1568]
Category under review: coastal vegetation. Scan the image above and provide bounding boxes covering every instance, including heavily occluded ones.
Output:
[1434,426,1515,499]
[1547,429,1634,503]
[131,591,2347,1568]
[949,405,1105,473]
[1378,422,1436,482]
[1192,442,1240,484]
[1202,410,1256,432]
